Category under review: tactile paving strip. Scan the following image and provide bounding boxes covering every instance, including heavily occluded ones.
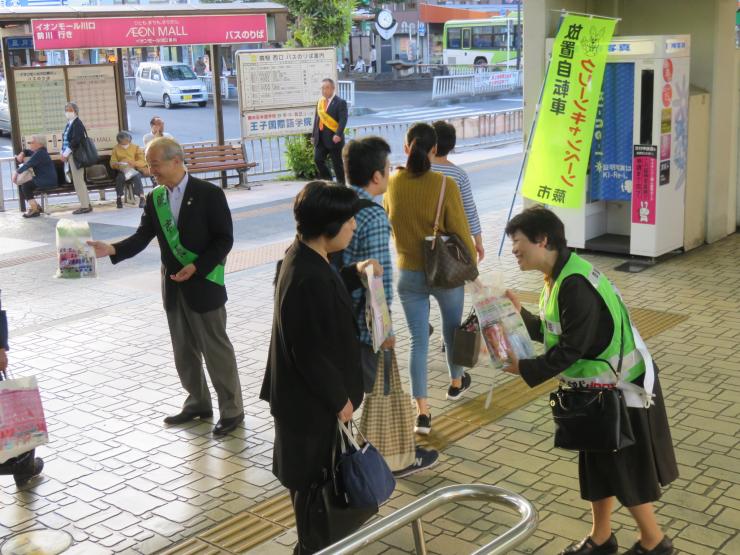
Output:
[159,298,688,555]
[0,250,57,269]
[198,512,285,553]
[158,538,229,555]
[225,240,292,275]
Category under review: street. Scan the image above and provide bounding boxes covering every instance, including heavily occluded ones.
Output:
[0,90,522,154]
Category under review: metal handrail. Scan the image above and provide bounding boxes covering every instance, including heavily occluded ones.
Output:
[316,484,538,555]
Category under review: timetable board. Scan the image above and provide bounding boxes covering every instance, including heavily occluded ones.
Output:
[13,67,68,153]
[67,65,119,151]
[236,48,337,139]
[11,64,121,154]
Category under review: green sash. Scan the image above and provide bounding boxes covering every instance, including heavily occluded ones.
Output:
[152,186,225,286]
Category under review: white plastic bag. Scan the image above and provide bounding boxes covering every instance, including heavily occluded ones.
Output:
[55,219,97,279]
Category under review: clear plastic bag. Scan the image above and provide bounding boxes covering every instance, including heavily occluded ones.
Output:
[55,219,97,279]
[469,272,535,368]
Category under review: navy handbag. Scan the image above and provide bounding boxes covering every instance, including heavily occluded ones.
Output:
[337,420,396,509]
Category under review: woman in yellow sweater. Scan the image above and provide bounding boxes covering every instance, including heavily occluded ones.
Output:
[384,122,477,435]
[110,131,149,209]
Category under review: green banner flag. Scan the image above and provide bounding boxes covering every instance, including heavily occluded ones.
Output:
[522,14,616,208]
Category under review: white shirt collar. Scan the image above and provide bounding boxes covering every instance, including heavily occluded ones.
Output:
[170,172,188,194]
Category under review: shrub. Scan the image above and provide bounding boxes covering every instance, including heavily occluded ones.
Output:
[285,135,317,179]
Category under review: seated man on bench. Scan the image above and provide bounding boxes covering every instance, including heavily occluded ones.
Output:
[111,131,148,209]
[13,134,57,219]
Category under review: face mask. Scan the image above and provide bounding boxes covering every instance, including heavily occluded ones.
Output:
[65,112,75,120]
[120,143,131,149]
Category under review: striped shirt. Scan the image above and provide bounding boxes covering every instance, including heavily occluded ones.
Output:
[431,163,481,236]
[342,186,393,347]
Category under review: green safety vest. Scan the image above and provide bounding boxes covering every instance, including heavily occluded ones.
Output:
[540,253,654,406]
[152,186,225,286]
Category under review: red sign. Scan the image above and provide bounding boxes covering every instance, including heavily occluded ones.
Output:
[32,15,267,50]
[632,145,657,225]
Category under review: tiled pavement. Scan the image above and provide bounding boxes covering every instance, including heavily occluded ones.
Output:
[1,155,739,554]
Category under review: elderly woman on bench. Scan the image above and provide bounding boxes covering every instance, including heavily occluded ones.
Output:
[111,131,149,209]
[13,134,57,219]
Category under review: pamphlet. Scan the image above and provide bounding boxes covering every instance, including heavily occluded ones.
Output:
[363,266,393,352]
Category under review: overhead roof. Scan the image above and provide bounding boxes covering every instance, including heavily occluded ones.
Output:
[419,3,518,23]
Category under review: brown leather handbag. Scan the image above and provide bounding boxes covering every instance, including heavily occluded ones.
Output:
[423,175,478,288]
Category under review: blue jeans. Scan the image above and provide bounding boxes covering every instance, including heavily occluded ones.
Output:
[397,269,465,399]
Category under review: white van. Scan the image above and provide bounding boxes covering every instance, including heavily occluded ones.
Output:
[0,81,11,135]
[135,62,208,109]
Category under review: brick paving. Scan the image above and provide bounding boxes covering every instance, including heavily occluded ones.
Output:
[0,156,738,554]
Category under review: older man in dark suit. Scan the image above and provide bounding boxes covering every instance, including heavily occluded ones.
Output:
[312,78,348,185]
[87,137,244,436]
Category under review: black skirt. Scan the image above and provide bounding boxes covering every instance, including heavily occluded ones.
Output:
[578,369,678,507]
[272,418,336,492]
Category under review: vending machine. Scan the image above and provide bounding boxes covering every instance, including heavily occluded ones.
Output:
[545,35,690,257]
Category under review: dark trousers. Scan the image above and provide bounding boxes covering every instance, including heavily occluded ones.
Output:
[115,171,144,198]
[290,489,323,555]
[20,179,52,201]
[165,289,244,419]
[0,449,36,477]
[314,142,345,185]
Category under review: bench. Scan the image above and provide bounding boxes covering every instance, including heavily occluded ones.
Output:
[17,154,132,212]
[182,143,257,189]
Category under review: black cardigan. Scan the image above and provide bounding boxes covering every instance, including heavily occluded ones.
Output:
[261,239,364,432]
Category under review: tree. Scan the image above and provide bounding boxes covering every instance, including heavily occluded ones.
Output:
[282,0,355,48]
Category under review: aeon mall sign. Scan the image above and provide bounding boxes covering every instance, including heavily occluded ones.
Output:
[32,14,268,50]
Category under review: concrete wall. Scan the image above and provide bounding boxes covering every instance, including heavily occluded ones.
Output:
[522,0,740,241]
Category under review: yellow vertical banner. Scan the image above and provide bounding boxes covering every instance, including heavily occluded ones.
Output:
[522,14,617,208]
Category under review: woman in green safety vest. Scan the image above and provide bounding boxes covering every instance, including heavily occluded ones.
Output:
[502,207,678,555]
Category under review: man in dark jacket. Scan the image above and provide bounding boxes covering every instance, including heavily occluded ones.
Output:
[0,292,45,486]
[312,78,348,185]
[87,138,244,436]
[14,134,58,218]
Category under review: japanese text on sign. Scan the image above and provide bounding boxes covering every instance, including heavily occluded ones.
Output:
[32,15,267,49]
[237,48,337,139]
[522,14,616,208]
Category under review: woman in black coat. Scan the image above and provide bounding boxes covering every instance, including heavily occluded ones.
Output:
[260,181,381,555]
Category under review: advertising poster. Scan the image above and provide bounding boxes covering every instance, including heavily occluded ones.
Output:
[660,58,673,186]
[522,14,617,208]
[588,62,634,201]
[632,144,657,225]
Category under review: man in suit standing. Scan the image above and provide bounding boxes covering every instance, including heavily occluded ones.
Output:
[312,78,348,185]
[87,138,244,436]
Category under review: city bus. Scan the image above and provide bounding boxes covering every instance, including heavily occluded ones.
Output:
[442,17,522,66]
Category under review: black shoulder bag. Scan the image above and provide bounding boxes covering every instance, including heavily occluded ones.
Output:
[72,125,99,169]
[549,322,636,453]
